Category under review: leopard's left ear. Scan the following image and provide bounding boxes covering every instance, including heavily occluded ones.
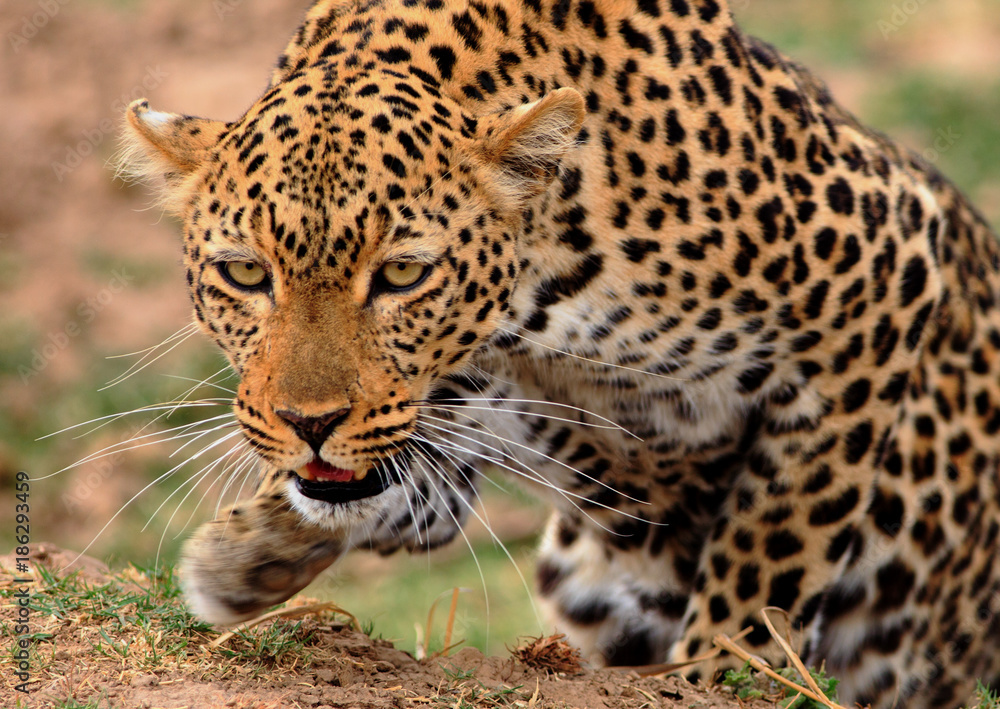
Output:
[477,87,585,201]
[118,99,229,213]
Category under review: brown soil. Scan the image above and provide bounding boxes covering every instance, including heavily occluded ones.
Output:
[1,545,777,709]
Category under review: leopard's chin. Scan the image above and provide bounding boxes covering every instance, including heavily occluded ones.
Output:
[286,478,408,536]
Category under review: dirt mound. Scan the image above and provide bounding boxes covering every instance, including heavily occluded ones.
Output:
[1,545,774,709]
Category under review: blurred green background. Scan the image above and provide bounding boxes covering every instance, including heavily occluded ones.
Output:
[1,0,998,656]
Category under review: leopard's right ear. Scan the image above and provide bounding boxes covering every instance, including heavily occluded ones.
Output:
[118,99,228,213]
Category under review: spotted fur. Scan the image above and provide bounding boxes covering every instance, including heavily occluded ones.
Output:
[124,0,1000,706]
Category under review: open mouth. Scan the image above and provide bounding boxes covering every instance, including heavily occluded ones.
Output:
[293,458,396,504]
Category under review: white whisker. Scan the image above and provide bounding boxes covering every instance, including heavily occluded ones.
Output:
[408,449,495,627]
[495,324,687,382]
[160,367,237,396]
[144,439,244,534]
[39,414,238,480]
[169,444,255,543]
[148,440,249,567]
[468,362,517,389]
[411,431,618,535]
[418,396,641,440]
[379,435,425,546]
[213,449,259,515]
[419,413,649,506]
[220,455,270,538]
[412,427,655,531]
[38,401,230,441]
[409,443,545,635]
[101,325,201,390]
[66,425,238,567]
[415,404,628,434]
[105,322,198,360]
[167,418,242,459]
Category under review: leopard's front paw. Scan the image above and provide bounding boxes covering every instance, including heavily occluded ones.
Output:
[180,488,346,625]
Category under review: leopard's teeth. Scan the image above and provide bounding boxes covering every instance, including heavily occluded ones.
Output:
[353,468,369,481]
[297,466,315,481]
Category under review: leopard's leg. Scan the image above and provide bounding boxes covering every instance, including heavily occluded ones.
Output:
[180,467,346,625]
[180,466,480,625]
[472,375,737,668]
[807,355,1000,709]
[665,375,926,703]
[535,511,693,667]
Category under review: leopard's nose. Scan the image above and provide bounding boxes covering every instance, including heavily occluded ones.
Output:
[276,406,351,453]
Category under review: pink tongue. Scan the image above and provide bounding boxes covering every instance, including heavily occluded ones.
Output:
[306,460,354,483]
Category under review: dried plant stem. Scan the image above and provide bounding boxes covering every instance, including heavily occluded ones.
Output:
[711,633,846,709]
[209,601,358,648]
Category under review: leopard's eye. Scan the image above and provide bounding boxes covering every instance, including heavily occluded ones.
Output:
[379,262,429,290]
[221,261,268,289]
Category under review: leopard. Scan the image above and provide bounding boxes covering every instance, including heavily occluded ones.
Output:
[119,0,1000,706]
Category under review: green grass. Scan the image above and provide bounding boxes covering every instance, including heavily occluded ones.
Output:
[0,561,363,696]
[435,663,528,708]
[722,661,841,708]
[45,701,105,709]
[967,682,1000,709]
[215,619,318,673]
[12,563,214,670]
[5,563,213,665]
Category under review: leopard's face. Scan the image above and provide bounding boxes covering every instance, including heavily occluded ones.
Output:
[132,71,583,528]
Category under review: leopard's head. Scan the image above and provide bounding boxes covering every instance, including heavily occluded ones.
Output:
[122,65,583,531]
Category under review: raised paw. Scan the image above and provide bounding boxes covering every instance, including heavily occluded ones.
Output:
[180,472,347,625]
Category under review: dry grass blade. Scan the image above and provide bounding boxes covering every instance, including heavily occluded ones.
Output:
[422,587,470,659]
[759,607,829,700]
[442,587,460,657]
[612,616,845,709]
[528,677,540,707]
[712,632,848,709]
[511,634,583,674]
[209,601,358,648]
